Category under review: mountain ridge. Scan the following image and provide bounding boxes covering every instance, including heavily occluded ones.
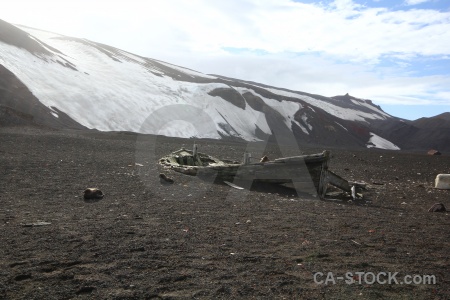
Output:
[0,19,448,151]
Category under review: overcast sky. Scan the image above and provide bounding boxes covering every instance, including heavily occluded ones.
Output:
[2,0,450,120]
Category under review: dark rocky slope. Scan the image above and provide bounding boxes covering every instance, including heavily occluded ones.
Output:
[0,64,86,130]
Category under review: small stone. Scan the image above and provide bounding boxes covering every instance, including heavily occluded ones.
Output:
[76,286,96,295]
[14,274,32,281]
[84,188,104,200]
[428,203,446,212]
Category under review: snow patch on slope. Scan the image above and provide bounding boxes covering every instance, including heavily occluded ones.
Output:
[156,60,217,80]
[350,98,390,118]
[235,87,309,134]
[366,133,400,150]
[265,87,389,122]
[301,114,313,131]
[0,30,270,140]
[335,122,348,131]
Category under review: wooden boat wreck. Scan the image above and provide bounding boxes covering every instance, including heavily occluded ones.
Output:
[159,146,358,199]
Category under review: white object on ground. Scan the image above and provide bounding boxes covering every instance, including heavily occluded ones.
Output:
[435,174,450,189]
[224,181,244,190]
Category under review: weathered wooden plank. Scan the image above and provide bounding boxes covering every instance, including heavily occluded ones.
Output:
[318,156,329,198]
[324,170,351,192]
[273,151,328,163]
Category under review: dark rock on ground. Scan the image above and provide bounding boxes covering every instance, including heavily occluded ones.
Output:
[428,203,446,212]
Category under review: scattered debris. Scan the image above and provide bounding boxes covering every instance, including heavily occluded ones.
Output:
[260,155,270,163]
[224,181,244,189]
[372,182,384,185]
[130,246,146,252]
[21,221,51,227]
[83,188,104,200]
[428,203,446,212]
[135,163,144,167]
[435,174,450,189]
[427,149,441,156]
[159,173,174,184]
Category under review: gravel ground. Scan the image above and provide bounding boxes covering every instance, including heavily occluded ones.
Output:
[0,127,449,299]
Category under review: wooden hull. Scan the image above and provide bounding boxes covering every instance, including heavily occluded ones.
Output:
[159,149,351,198]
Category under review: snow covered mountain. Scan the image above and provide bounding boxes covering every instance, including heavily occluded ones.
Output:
[0,19,446,151]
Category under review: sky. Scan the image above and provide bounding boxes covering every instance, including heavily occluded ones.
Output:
[1,0,450,120]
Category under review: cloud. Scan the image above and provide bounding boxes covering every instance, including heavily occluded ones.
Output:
[1,0,450,113]
[141,0,450,109]
[129,0,450,67]
[404,0,432,5]
[3,0,450,63]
